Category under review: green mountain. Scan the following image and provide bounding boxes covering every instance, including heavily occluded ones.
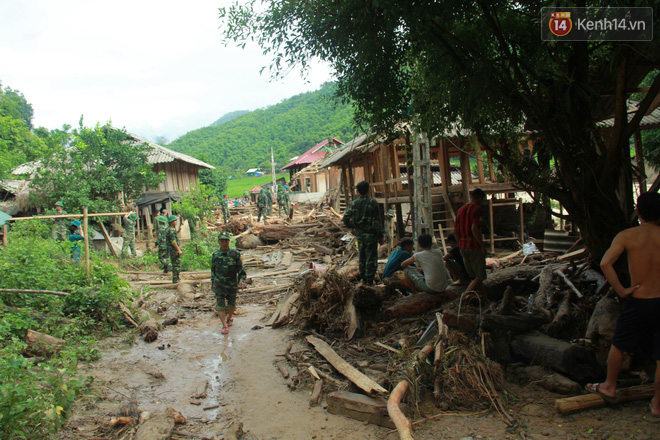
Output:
[168,83,356,172]
[210,110,249,126]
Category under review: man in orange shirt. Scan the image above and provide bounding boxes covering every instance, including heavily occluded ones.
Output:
[454,189,488,304]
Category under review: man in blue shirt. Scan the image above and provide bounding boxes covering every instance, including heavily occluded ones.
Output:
[382,238,414,279]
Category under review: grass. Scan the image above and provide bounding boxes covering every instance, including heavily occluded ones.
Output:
[225,174,287,198]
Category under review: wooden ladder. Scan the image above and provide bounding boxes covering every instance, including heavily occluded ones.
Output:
[432,192,456,254]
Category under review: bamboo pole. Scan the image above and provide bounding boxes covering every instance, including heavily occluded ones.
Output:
[83,207,90,277]
[0,288,69,296]
[7,212,131,221]
[2,224,7,246]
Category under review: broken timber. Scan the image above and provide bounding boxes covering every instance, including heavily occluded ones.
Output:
[327,390,394,428]
[555,384,655,415]
[306,335,387,395]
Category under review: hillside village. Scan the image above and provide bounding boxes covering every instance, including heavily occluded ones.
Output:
[1,3,660,440]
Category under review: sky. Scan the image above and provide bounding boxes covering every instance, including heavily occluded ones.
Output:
[0,0,332,142]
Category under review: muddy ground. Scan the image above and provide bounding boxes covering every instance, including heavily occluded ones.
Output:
[57,231,659,439]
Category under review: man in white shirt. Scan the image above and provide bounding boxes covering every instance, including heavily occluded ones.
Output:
[400,233,450,294]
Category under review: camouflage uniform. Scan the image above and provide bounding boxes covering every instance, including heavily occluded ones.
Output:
[266,189,273,215]
[166,224,181,283]
[221,196,231,223]
[277,186,285,216]
[282,189,291,217]
[51,209,69,241]
[257,189,268,222]
[121,215,137,257]
[342,194,384,284]
[211,247,246,311]
[156,218,170,272]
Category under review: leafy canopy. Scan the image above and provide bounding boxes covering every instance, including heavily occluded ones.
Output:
[27,122,164,213]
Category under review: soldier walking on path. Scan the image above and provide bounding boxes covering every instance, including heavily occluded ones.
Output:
[121,212,137,257]
[51,201,68,241]
[166,215,183,283]
[156,216,170,273]
[221,194,231,224]
[211,231,247,335]
[342,181,384,284]
[257,188,268,222]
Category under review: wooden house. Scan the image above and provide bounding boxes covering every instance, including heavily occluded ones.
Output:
[281,138,343,193]
[318,127,529,252]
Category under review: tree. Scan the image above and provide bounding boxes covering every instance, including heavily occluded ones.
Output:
[220,1,660,261]
[173,183,217,236]
[0,83,34,129]
[199,168,228,198]
[28,122,164,213]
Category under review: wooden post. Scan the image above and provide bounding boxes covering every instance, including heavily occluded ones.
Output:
[83,207,90,277]
[476,149,486,184]
[2,224,7,246]
[489,198,495,254]
[519,199,525,243]
[99,222,118,258]
[459,148,470,203]
[438,139,450,188]
[633,130,647,193]
[486,150,496,182]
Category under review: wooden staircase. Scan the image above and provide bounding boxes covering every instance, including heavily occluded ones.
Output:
[432,192,456,254]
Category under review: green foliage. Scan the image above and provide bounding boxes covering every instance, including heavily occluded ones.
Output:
[173,183,217,230]
[642,129,660,170]
[0,226,133,438]
[210,110,249,126]
[0,83,34,129]
[168,82,355,172]
[28,122,164,212]
[199,168,229,198]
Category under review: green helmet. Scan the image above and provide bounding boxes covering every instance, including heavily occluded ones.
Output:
[157,215,167,224]
[55,201,63,207]
[218,231,232,240]
[168,215,178,223]
[128,213,137,220]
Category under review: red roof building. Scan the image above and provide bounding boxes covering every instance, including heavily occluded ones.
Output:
[281,138,343,179]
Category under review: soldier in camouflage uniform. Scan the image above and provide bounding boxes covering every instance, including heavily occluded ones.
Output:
[221,195,231,223]
[257,188,268,222]
[166,215,183,283]
[156,216,170,273]
[211,231,247,334]
[276,185,285,216]
[342,181,384,284]
[283,187,292,217]
[121,212,137,257]
[266,188,273,215]
[51,201,68,241]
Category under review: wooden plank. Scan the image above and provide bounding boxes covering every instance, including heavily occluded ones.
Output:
[555,384,655,415]
[250,268,299,278]
[306,336,387,395]
[554,269,584,298]
[557,248,588,261]
[8,211,131,221]
[327,391,394,429]
[99,222,118,258]
[281,251,293,267]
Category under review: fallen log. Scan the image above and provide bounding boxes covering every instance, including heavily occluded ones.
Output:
[137,310,162,343]
[24,329,64,357]
[236,233,264,249]
[480,313,548,333]
[384,292,451,319]
[327,390,394,428]
[345,289,359,340]
[0,288,69,297]
[555,384,655,415]
[585,294,621,343]
[306,335,387,395]
[441,312,477,333]
[546,292,573,338]
[309,379,323,407]
[311,243,333,255]
[259,225,299,241]
[511,332,602,382]
[272,292,300,328]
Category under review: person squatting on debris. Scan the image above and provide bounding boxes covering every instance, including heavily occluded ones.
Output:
[400,233,450,294]
[212,231,246,335]
[587,192,660,417]
[51,201,68,241]
[68,220,84,264]
[454,188,488,303]
[222,194,231,223]
[382,237,414,280]
[444,233,469,285]
[257,188,268,222]
[156,215,170,273]
[342,180,384,284]
[121,212,137,257]
[166,215,183,283]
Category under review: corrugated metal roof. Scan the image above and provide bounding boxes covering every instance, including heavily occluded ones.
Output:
[281,137,343,170]
[318,133,370,168]
[597,103,660,130]
[0,179,27,194]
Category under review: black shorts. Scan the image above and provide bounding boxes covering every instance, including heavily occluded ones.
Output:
[611,297,660,360]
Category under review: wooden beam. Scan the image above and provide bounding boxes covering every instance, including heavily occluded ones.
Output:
[486,150,496,182]
[555,384,655,415]
[99,222,118,258]
[7,211,132,221]
[83,207,90,277]
[306,335,387,395]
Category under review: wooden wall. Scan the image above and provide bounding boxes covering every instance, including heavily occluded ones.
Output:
[147,162,201,193]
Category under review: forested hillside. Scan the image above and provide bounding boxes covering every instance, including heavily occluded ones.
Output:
[210,110,249,126]
[167,83,356,172]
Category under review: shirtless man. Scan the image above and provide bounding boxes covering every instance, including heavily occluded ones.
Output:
[587,192,660,417]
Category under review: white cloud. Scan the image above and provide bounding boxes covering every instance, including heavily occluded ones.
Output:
[0,0,332,141]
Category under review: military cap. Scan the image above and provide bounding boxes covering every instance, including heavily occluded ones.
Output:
[71,220,81,227]
[157,215,167,223]
[128,213,137,220]
[168,215,178,223]
[218,231,231,240]
[55,201,64,207]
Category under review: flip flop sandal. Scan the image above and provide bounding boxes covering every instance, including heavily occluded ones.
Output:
[227,318,234,327]
[585,383,618,403]
[221,327,229,335]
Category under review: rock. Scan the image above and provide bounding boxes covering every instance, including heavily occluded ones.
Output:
[236,234,264,249]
